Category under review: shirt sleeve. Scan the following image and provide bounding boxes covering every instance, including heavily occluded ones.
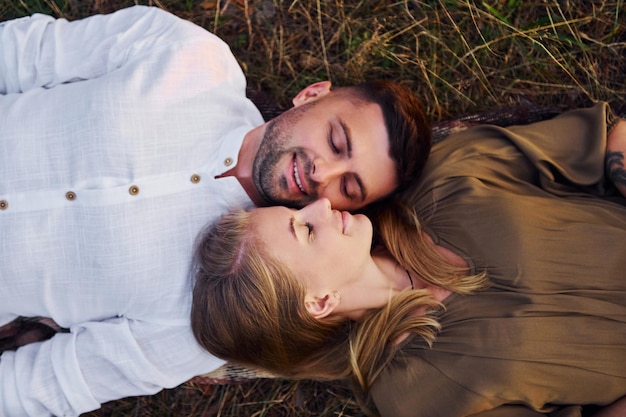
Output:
[423,102,618,200]
[0,5,210,94]
[488,102,613,197]
[0,317,225,417]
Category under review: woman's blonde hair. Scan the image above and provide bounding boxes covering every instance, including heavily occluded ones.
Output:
[191,202,487,389]
[191,209,352,380]
[350,199,487,389]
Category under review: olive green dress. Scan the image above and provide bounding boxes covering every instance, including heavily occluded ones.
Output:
[371,103,626,417]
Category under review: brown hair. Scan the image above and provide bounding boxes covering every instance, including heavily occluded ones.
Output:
[191,203,486,388]
[339,80,432,196]
[191,210,352,379]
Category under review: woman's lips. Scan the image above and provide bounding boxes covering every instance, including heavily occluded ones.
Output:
[341,210,350,233]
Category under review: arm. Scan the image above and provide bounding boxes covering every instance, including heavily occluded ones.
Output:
[605,119,626,198]
[467,406,549,417]
[590,396,626,417]
[505,103,614,196]
[0,6,207,94]
[468,405,582,417]
[0,318,224,417]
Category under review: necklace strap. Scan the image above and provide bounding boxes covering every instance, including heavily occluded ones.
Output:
[405,269,414,290]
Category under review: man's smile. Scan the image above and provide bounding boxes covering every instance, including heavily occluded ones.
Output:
[293,154,308,195]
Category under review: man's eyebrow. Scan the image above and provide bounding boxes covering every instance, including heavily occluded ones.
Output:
[339,118,367,202]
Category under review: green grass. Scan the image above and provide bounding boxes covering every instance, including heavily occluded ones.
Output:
[1,1,624,415]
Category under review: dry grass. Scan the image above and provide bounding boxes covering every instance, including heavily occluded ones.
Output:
[1,0,624,415]
[81,378,367,417]
[1,0,624,118]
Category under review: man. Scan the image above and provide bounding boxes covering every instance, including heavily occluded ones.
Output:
[0,5,430,417]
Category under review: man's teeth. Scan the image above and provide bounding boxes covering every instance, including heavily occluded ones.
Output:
[293,159,305,193]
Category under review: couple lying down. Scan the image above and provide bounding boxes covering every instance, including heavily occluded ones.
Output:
[192,103,626,417]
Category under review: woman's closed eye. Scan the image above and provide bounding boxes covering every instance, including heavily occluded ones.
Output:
[289,216,314,241]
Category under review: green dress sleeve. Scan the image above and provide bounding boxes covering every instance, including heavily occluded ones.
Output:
[503,102,614,196]
[410,102,617,200]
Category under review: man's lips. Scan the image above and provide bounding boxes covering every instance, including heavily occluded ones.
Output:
[292,154,307,195]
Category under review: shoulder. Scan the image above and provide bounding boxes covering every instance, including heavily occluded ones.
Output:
[107,6,224,46]
[370,350,493,417]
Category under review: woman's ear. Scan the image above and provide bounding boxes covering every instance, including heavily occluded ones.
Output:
[292,81,332,107]
[304,292,340,319]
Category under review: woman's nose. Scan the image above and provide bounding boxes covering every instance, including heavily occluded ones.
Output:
[299,198,332,218]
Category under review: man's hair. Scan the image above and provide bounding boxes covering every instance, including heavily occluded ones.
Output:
[339,80,432,196]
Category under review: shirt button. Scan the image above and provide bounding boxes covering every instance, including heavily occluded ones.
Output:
[190,174,201,184]
[223,157,233,167]
[129,185,140,195]
[65,191,77,201]
[0,200,7,210]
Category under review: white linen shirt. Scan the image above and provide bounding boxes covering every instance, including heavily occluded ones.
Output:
[0,6,264,416]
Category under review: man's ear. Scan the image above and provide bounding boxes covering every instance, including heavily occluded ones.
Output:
[292,81,332,107]
[304,292,340,319]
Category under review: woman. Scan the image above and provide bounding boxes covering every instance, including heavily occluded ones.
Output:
[191,103,626,417]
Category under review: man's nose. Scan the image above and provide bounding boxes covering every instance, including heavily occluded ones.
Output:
[310,158,347,186]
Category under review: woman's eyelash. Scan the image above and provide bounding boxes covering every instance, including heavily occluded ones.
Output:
[305,222,314,235]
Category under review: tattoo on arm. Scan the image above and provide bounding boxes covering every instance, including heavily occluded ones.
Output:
[606,151,626,186]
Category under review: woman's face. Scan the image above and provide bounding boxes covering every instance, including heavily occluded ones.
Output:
[250,198,374,292]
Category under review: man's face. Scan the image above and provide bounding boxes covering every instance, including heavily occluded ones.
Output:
[252,93,397,211]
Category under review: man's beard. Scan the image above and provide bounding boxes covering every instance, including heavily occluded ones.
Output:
[252,104,317,208]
